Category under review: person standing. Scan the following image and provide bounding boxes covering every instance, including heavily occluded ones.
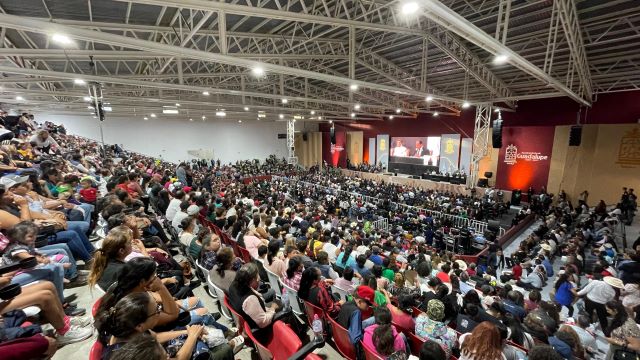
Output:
[577,276,621,332]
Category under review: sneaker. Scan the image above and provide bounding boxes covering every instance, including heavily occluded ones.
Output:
[64,306,86,317]
[57,326,94,346]
[70,315,93,327]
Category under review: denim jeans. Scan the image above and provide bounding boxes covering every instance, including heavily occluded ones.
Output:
[75,203,94,222]
[50,230,94,262]
[39,244,77,280]
[11,263,66,303]
[181,298,229,331]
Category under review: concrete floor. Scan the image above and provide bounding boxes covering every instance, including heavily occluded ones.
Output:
[54,213,639,359]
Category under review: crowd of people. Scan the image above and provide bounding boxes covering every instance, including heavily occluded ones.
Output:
[0,114,637,360]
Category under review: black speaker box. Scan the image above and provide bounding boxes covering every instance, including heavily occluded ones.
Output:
[330,127,335,145]
[303,133,308,141]
[487,220,501,232]
[569,125,582,146]
[492,119,503,148]
[477,178,489,187]
[484,171,493,178]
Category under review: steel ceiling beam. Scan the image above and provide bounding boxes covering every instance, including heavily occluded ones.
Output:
[421,0,591,106]
[0,13,461,104]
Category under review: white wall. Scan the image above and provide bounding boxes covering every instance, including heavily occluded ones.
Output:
[40,114,299,163]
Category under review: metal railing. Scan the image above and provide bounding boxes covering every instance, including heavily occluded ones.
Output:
[273,176,507,237]
[372,218,389,231]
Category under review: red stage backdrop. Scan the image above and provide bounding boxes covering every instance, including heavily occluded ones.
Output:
[495,126,555,191]
[322,131,347,167]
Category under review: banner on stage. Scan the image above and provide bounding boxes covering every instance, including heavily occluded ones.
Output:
[439,134,461,173]
[460,138,472,175]
[496,126,554,190]
[376,134,389,170]
[368,138,376,165]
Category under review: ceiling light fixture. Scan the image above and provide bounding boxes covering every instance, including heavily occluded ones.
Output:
[389,115,394,120]
[401,1,419,15]
[175,103,180,107]
[310,110,316,115]
[202,91,210,96]
[103,106,112,112]
[150,113,156,118]
[281,98,288,104]
[163,108,179,114]
[318,116,322,120]
[433,112,439,116]
[493,54,509,65]
[216,111,226,117]
[244,106,249,111]
[426,96,433,102]
[74,79,86,85]
[189,118,193,121]
[329,120,333,124]
[51,33,73,46]
[349,84,359,91]
[202,115,206,120]
[252,67,265,76]
[238,120,242,123]
[462,101,470,109]
[83,96,91,101]
[15,96,24,101]
[396,108,401,113]
[351,113,356,118]
[143,117,148,121]
[354,104,361,110]
[279,114,284,119]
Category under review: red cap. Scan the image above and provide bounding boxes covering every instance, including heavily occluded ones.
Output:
[355,285,375,304]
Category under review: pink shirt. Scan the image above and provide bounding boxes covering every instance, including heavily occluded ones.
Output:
[243,235,263,259]
[362,324,406,357]
[387,304,415,331]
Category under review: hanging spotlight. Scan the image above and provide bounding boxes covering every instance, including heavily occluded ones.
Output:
[493,54,509,65]
[354,104,361,110]
[189,118,193,121]
[201,115,206,120]
[51,33,73,46]
[175,103,181,107]
[281,98,288,104]
[401,1,419,15]
[143,117,148,120]
[396,108,401,113]
[350,113,356,118]
[215,111,226,117]
[462,102,470,109]
[15,96,24,101]
[426,96,433,102]
[279,114,284,119]
[389,115,394,120]
[244,107,249,111]
[349,84,359,91]
[83,96,91,101]
[433,112,439,116]
[252,67,265,76]
[74,79,86,85]
[238,120,242,123]
[150,113,156,118]
[202,91,210,96]
[310,110,316,115]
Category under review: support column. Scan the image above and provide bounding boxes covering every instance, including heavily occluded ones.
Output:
[467,104,492,188]
[287,119,297,165]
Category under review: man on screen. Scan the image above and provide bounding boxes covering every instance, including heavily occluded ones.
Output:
[412,140,431,158]
[391,139,409,156]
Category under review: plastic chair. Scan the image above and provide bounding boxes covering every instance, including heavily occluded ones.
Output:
[223,295,245,332]
[195,260,216,298]
[244,322,273,360]
[330,285,350,301]
[327,315,356,360]
[303,300,325,325]
[407,332,426,356]
[89,341,104,360]
[282,283,304,317]
[244,320,324,360]
[207,275,232,320]
[92,297,102,317]
[238,246,253,263]
[265,268,282,299]
[361,341,385,360]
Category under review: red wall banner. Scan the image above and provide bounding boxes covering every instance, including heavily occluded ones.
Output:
[322,131,347,167]
[495,126,555,191]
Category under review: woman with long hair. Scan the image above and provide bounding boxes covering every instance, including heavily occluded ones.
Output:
[335,244,357,270]
[282,255,303,291]
[178,216,196,247]
[363,306,406,357]
[604,300,640,360]
[88,225,133,291]
[459,321,505,360]
[95,292,236,360]
[553,273,577,317]
[188,227,211,259]
[209,247,237,293]
[265,239,285,279]
[298,267,343,318]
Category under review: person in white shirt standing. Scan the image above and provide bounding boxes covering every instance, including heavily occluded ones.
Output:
[577,276,622,332]
[165,189,186,221]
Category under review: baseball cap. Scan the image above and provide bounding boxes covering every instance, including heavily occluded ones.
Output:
[186,205,200,215]
[354,285,375,304]
[0,174,29,189]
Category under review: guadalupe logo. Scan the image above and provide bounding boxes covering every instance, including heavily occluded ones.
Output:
[504,144,548,165]
[330,144,344,154]
[444,139,456,154]
[616,127,640,168]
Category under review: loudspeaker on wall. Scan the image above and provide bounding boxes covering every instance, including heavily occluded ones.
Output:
[492,119,503,148]
[303,133,308,141]
[569,125,582,146]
